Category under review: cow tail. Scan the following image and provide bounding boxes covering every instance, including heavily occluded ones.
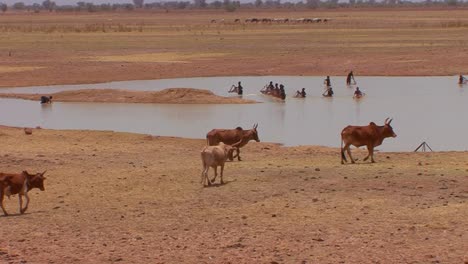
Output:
[341,139,347,162]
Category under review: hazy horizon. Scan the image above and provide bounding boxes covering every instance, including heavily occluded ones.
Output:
[2,0,133,4]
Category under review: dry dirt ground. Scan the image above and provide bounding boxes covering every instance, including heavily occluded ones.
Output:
[0,126,467,263]
[0,88,256,104]
[1,9,468,87]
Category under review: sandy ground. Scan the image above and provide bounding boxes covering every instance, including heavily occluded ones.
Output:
[0,88,256,104]
[0,126,466,263]
[1,9,468,87]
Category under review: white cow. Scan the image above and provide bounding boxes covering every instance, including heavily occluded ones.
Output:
[200,142,238,186]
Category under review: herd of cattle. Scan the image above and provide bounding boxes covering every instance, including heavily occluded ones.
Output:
[0,119,395,215]
[211,17,330,24]
[200,119,397,186]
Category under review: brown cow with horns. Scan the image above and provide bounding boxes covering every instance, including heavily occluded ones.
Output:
[206,124,260,161]
[341,118,397,164]
[0,170,46,216]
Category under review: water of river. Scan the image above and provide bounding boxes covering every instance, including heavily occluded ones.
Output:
[0,76,465,151]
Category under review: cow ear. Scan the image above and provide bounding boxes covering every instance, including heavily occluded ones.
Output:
[22,170,28,175]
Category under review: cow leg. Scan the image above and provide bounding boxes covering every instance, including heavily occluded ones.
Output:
[345,144,356,164]
[0,191,8,216]
[341,143,348,164]
[220,164,225,184]
[21,193,30,214]
[236,148,242,161]
[19,194,23,214]
[210,166,218,184]
[201,163,208,186]
[368,145,376,163]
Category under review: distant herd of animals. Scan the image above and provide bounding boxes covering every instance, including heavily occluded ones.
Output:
[210,17,330,24]
[1,74,466,215]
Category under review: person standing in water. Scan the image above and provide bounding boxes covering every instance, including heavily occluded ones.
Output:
[229,81,244,95]
[324,76,331,87]
[346,71,356,85]
[459,75,467,84]
[295,88,306,98]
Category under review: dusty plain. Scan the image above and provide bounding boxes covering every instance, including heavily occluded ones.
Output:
[0,126,467,263]
[1,9,468,87]
[1,8,468,264]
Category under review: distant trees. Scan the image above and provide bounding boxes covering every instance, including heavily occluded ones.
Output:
[194,0,207,8]
[42,0,56,11]
[0,2,7,12]
[0,0,467,13]
[133,0,144,8]
[12,2,25,10]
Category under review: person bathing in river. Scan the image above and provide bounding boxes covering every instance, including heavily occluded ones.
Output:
[279,84,286,100]
[353,87,363,98]
[229,81,243,95]
[295,88,306,98]
[459,75,467,84]
[272,83,280,97]
[346,71,356,85]
[261,81,272,94]
[324,76,331,87]
[323,86,334,97]
[40,96,52,104]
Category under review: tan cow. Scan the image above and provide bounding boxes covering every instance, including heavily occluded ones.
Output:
[206,124,260,161]
[200,142,239,186]
[0,170,46,216]
[341,118,397,164]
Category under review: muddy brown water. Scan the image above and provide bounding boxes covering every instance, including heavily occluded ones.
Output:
[0,76,466,151]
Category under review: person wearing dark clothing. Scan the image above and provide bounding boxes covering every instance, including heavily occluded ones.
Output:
[295,88,306,98]
[353,87,363,98]
[459,75,467,84]
[346,71,356,85]
[323,87,334,97]
[324,76,331,87]
[229,81,243,95]
[237,83,243,95]
[267,81,274,91]
[279,84,286,100]
[40,96,52,104]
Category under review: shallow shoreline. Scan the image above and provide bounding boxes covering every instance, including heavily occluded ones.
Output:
[0,88,257,104]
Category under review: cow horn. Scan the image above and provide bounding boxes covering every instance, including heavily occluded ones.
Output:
[253,123,258,129]
[384,118,389,125]
[388,118,393,125]
[41,170,47,176]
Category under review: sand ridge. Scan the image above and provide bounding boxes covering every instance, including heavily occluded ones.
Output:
[0,88,257,104]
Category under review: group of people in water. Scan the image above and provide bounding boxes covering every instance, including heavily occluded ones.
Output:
[228,71,363,101]
[260,81,287,100]
[225,71,466,102]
